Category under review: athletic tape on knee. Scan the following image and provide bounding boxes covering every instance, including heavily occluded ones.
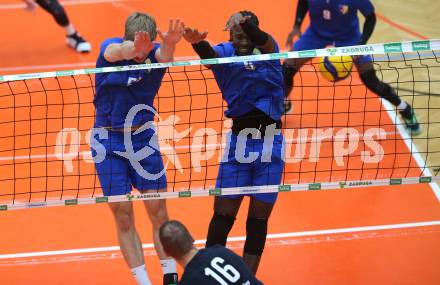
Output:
[206,213,235,247]
[244,217,268,256]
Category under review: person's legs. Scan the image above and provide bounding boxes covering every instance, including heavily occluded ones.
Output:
[35,0,91,52]
[133,130,176,285]
[241,134,283,273]
[206,196,244,247]
[207,133,250,247]
[283,29,330,113]
[109,202,146,266]
[243,197,275,273]
[109,202,152,285]
[355,58,421,135]
[93,131,152,285]
[143,197,169,257]
[143,196,178,285]
[35,0,69,26]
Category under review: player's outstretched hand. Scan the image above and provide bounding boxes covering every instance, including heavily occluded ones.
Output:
[158,19,185,46]
[285,26,301,48]
[183,27,208,44]
[133,31,154,57]
[224,13,252,31]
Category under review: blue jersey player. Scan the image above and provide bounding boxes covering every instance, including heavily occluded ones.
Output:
[92,13,183,285]
[183,11,284,273]
[283,0,421,135]
[160,220,264,285]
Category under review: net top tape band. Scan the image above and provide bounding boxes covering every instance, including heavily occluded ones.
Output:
[1,39,439,82]
[0,176,437,211]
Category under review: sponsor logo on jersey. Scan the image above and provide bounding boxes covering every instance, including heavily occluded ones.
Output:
[339,5,349,15]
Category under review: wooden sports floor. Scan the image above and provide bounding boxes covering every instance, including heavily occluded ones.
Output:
[0,0,440,284]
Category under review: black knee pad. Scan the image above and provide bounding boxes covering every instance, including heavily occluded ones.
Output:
[282,62,298,96]
[360,70,401,106]
[206,212,235,248]
[244,217,268,256]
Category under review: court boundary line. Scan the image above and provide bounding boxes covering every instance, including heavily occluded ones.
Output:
[376,12,428,40]
[382,100,440,202]
[0,220,439,260]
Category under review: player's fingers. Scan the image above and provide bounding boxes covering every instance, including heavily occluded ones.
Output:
[134,31,140,41]
[186,28,196,38]
[201,31,208,39]
[168,19,174,33]
[174,19,181,32]
[157,29,165,40]
[138,31,146,39]
[183,27,190,35]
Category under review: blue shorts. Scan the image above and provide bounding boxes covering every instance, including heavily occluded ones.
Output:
[216,133,284,204]
[91,128,167,196]
[293,28,372,64]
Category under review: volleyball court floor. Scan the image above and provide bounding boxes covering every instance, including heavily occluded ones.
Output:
[0,0,440,284]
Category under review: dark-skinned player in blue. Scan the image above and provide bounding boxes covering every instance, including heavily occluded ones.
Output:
[183,11,284,274]
[283,0,421,135]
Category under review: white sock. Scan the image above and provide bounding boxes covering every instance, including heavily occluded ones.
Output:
[64,24,76,36]
[160,259,177,275]
[397,101,408,111]
[131,264,152,285]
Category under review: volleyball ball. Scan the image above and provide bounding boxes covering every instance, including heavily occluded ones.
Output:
[318,55,353,82]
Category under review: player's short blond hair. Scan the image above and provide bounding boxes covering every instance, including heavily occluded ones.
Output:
[125,12,157,41]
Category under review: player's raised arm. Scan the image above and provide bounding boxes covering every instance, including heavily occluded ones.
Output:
[104,31,154,62]
[286,0,308,48]
[183,27,217,59]
[358,0,377,44]
[155,19,184,63]
[226,13,276,54]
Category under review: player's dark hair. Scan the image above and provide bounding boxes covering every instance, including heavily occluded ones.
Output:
[159,220,195,258]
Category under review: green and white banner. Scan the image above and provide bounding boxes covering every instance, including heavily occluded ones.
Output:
[0,39,439,82]
[0,176,438,211]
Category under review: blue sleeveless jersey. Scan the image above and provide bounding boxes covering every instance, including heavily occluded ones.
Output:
[307,0,375,40]
[211,41,284,121]
[94,38,166,128]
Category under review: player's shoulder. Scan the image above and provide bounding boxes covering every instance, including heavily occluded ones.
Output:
[271,37,281,53]
[100,37,124,52]
[213,42,235,57]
